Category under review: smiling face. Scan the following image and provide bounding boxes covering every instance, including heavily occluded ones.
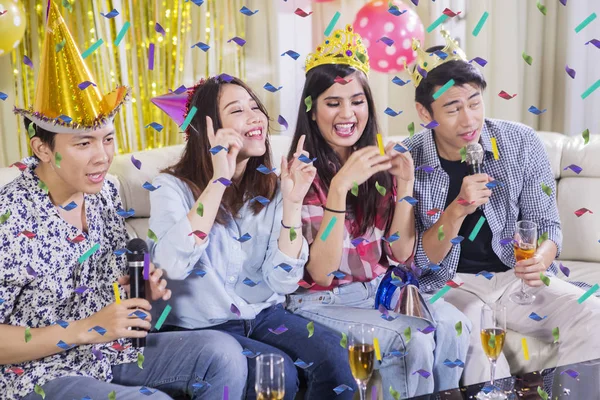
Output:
[31,124,116,196]
[218,83,268,159]
[416,83,485,160]
[312,72,369,160]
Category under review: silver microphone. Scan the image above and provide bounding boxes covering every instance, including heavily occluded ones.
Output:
[466,143,484,175]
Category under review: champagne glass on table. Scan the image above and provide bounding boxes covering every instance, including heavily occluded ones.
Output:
[477,303,508,400]
[255,354,285,400]
[509,220,538,305]
[348,324,375,400]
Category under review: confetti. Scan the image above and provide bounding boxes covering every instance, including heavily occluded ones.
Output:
[59,201,77,211]
[538,231,549,246]
[294,8,313,17]
[455,321,463,336]
[227,36,246,46]
[113,282,121,304]
[421,120,439,129]
[54,39,67,54]
[351,182,359,197]
[281,50,300,60]
[432,79,455,100]
[191,41,210,51]
[181,105,197,131]
[429,285,450,304]
[250,196,270,206]
[418,325,436,335]
[565,64,576,79]
[416,65,428,79]
[499,238,516,246]
[88,326,107,335]
[263,82,283,93]
[469,57,488,67]
[257,164,276,174]
[426,14,449,33]
[468,216,486,242]
[412,369,431,378]
[298,154,317,164]
[23,55,33,69]
[275,263,293,272]
[294,359,314,369]
[268,324,288,335]
[371,387,378,400]
[437,225,445,241]
[320,217,337,241]
[304,95,312,112]
[277,115,289,130]
[9,161,27,171]
[472,11,489,36]
[142,182,161,191]
[114,21,131,46]
[74,286,89,294]
[373,337,382,361]
[540,273,551,286]
[101,9,119,18]
[25,266,38,279]
[522,51,533,66]
[581,80,600,99]
[20,231,37,240]
[537,386,548,400]
[552,327,560,343]
[575,12,597,33]
[403,327,412,343]
[55,320,70,328]
[0,210,11,225]
[340,332,347,348]
[384,107,402,117]
[382,232,400,243]
[137,352,145,369]
[563,164,582,174]
[234,233,252,243]
[529,312,547,321]
[426,208,443,216]
[57,340,75,350]
[241,348,261,358]
[34,384,46,399]
[230,303,241,317]
[334,76,352,85]
[6,367,24,375]
[476,271,494,280]
[575,207,593,217]
[139,387,158,396]
[498,90,517,100]
[324,11,341,37]
[213,177,232,187]
[537,0,547,15]
[38,180,49,193]
[154,304,172,331]
[560,369,580,379]
[218,73,234,82]
[289,227,297,242]
[209,145,228,155]
[242,277,259,287]
[443,359,465,368]
[25,326,32,343]
[417,165,435,174]
[393,143,409,154]
[559,263,570,277]
[541,182,552,196]
[585,39,600,48]
[375,181,387,196]
[389,386,401,400]
[129,310,148,320]
[408,122,415,137]
[328,270,346,279]
[450,236,464,245]
[559,0,567,5]
[81,39,104,59]
[109,391,116,400]
[442,8,462,17]
[377,36,395,47]
[398,196,418,206]
[528,105,546,115]
[392,76,410,86]
[578,283,599,304]
[333,384,353,395]
[582,128,590,144]
[148,43,155,70]
[388,5,407,17]
[147,229,158,243]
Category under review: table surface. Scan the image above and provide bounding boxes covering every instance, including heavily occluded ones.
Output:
[407,357,600,399]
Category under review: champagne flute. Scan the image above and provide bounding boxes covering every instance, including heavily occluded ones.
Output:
[348,324,375,400]
[509,220,538,305]
[477,303,508,400]
[255,354,285,400]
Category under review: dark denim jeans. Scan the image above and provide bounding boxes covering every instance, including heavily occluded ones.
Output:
[166,303,357,400]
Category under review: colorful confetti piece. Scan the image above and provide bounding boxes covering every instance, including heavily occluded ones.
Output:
[472,11,489,37]
[578,283,599,304]
[575,12,597,33]
[320,217,337,241]
[81,39,104,59]
[114,21,131,46]
[324,11,341,37]
[468,216,486,241]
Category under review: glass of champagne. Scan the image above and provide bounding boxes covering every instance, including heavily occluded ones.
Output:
[255,353,285,400]
[477,303,508,400]
[348,324,375,400]
[509,220,538,305]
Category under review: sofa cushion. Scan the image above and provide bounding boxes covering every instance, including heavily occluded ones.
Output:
[109,145,185,217]
[0,166,21,187]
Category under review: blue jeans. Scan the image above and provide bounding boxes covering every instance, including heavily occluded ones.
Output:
[23,330,247,399]
[286,279,472,400]
[166,303,357,400]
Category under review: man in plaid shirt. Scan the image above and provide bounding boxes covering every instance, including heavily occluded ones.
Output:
[402,41,600,386]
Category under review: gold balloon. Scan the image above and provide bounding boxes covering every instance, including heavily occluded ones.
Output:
[0,0,27,56]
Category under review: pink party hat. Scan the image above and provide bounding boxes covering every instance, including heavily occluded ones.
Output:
[151,88,192,126]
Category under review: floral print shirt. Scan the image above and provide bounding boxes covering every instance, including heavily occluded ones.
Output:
[0,157,139,399]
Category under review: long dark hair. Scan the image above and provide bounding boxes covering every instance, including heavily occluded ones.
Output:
[163,76,277,224]
[289,64,394,237]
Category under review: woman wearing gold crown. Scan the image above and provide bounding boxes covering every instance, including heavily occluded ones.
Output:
[285,25,471,399]
[0,2,250,399]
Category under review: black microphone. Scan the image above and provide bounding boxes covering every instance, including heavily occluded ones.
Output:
[465,143,484,175]
[126,238,148,348]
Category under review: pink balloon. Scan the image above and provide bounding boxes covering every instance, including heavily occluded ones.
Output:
[353,0,425,74]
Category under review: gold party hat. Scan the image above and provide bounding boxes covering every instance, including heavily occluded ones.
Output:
[305,24,370,75]
[404,28,468,88]
[14,0,129,133]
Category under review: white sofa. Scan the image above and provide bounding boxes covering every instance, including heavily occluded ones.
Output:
[1,131,598,388]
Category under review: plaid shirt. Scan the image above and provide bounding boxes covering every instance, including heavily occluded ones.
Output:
[301,176,398,291]
[403,118,564,293]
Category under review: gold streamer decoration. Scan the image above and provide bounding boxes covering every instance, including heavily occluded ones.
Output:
[10,0,246,156]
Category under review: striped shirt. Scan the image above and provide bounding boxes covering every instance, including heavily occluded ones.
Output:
[403,118,565,293]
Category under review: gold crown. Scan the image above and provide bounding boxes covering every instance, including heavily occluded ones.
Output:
[404,28,468,87]
[305,24,370,75]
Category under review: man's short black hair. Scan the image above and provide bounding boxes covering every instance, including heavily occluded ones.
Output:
[415,45,487,115]
[24,117,57,157]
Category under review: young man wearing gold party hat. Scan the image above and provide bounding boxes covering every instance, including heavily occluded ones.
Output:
[0,2,247,399]
[403,30,600,390]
